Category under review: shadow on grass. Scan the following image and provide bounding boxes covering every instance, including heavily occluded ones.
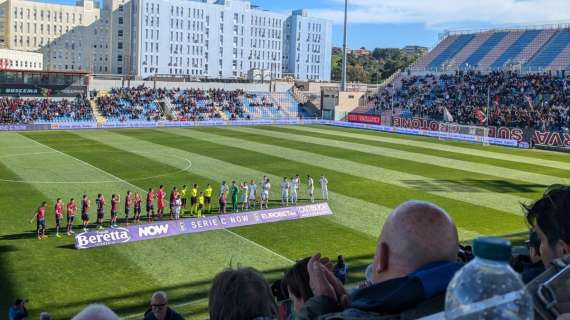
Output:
[402,179,545,194]
[0,245,17,318]
[43,253,374,318]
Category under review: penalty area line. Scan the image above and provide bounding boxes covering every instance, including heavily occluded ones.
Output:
[21,135,295,263]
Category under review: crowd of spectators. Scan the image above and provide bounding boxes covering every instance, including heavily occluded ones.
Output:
[0,97,93,124]
[97,87,253,122]
[97,86,166,122]
[367,71,570,132]
[13,184,570,320]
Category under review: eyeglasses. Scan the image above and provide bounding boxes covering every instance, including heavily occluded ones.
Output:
[151,303,166,308]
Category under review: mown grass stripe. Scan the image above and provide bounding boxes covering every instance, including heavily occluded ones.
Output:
[203,127,544,201]
[16,131,294,318]
[194,127,532,214]
[72,129,393,239]
[0,133,168,319]
[291,125,570,171]
[68,129,385,257]
[137,128,523,235]
[235,126,570,186]
[275,125,570,180]
[316,124,570,163]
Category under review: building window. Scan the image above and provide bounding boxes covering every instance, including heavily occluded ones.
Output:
[117,67,122,73]
[118,42,123,49]
[117,55,123,62]
[118,30,123,37]
[118,17,123,25]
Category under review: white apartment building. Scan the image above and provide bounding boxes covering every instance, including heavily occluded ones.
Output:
[0,0,332,80]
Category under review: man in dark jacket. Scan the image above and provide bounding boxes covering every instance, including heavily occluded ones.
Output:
[298,201,463,319]
[143,291,184,320]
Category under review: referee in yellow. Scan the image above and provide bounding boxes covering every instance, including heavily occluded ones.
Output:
[180,185,188,215]
[204,184,213,213]
[197,192,205,217]
[190,184,199,215]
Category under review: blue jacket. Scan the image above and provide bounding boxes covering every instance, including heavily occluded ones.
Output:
[296,261,463,319]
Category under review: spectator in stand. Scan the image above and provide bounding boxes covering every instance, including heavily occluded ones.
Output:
[71,304,119,320]
[39,312,52,320]
[334,255,349,284]
[143,291,184,320]
[209,267,277,320]
[8,298,28,320]
[0,97,93,124]
[297,201,462,319]
[365,70,570,133]
[283,257,314,316]
[525,185,570,267]
[521,230,545,283]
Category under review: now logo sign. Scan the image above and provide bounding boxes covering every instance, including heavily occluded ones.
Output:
[138,224,170,238]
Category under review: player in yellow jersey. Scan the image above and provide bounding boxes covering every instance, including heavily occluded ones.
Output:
[204,184,213,213]
[190,184,198,215]
[197,192,205,217]
[180,185,188,214]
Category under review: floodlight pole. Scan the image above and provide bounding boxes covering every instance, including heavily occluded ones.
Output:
[341,0,348,91]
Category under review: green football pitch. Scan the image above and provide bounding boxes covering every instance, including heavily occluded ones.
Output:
[1,125,569,319]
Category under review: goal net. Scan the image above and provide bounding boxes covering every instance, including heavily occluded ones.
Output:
[438,123,491,146]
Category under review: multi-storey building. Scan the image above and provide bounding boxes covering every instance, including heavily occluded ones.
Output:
[0,0,332,80]
[283,9,332,81]
[0,0,100,51]
[132,0,288,79]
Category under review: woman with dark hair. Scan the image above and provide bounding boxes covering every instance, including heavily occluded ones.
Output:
[334,255,349,284]
[282,257,314,316]
[209,267,277,320]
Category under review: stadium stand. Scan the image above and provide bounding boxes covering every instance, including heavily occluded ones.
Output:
[362,71,570,132]
[427,34,476,70]
[0,97,93,124]
[413,25,570,72]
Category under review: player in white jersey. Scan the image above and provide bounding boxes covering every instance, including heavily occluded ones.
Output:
[240,182,249,211]
[219,181,229,197]
[319,175,329,201]
[290,176,299,205]
[248,179,257,209]
[307,175,315,203]
[280,177,290,206]
[261,178,271,209]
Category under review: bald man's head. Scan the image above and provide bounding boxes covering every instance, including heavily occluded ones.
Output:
[372,201,459,283]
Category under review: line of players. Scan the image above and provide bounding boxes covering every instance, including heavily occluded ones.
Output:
[30,174,329,240]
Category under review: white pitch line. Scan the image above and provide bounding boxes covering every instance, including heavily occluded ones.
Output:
[20,134,295,264]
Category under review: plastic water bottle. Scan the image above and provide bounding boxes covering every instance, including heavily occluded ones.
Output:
[445,237,533,320]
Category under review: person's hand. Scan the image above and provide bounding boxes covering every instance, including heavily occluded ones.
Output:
[308,253,350,308]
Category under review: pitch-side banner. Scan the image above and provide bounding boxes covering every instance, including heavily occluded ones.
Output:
[74,202,332,249]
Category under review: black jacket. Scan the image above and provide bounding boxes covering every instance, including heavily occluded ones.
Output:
[296,261,463,320]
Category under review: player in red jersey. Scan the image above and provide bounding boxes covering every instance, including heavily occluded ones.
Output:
[146,188,155,222]
[169,186,178,219]
[124,191,133,225]
[81,195,91,232]
[110,194,120,228]
[66,198,77,235]
[95,194,106,230]
[30,201,48,240]
[157,185,165,219]
[134,192,142,224]
[54,198,63,238]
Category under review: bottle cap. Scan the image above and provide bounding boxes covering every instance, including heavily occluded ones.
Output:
[473,237,512,261]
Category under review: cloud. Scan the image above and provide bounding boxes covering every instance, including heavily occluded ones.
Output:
[310,0,570,28]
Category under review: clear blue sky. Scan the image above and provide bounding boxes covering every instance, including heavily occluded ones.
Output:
[42,0,570,49]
